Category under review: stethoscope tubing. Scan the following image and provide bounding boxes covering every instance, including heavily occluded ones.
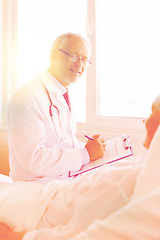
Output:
[39,80,64,140]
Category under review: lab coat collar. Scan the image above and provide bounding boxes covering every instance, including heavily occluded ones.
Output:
[36,70,67,95]
[36,71,70,109]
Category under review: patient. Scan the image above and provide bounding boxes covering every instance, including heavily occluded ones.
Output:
[1,95,160,240]
[143,95,160,149]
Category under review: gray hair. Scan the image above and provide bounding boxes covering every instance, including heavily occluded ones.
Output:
[52,32,90,50]
[49,32,91,61]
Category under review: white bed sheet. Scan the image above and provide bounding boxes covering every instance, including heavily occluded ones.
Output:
[0,155,142,240]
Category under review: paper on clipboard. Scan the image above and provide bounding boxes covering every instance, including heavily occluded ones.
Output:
[69,135,133,177]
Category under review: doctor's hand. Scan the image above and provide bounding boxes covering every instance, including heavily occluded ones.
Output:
[85,134,106,161]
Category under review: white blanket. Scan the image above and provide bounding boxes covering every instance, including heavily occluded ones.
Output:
[0,156,142,240]
[0,180,61,232]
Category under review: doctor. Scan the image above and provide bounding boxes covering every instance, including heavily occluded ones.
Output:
[8,33,106,183]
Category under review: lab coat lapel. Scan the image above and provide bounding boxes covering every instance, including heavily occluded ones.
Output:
[49,91,72,141]
[47,91,64,141]
[37,71,70,111]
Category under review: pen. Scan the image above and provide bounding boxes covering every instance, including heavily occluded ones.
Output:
[84,135,94,140]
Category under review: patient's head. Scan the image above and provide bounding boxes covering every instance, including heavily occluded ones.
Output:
[143,95,160,149]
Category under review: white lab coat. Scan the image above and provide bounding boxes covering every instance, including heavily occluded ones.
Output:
[8,71,89,182]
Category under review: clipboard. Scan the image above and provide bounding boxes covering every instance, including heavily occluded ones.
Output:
[69,135,133,177]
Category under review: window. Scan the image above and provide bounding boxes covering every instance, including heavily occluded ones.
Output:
[96,0,160,118]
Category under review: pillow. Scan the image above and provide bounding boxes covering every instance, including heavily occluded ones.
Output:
[0,174,13,183]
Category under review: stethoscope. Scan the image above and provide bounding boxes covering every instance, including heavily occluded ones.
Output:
[39,80,64,141]
[40,80,60,116]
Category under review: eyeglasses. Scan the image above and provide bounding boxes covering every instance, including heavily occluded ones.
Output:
[58,49,92,67]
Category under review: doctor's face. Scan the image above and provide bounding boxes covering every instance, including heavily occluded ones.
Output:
[143,104,160,149]
[53,37,91,88]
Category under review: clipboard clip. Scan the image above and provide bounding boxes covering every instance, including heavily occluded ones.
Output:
[123,137,132,149]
